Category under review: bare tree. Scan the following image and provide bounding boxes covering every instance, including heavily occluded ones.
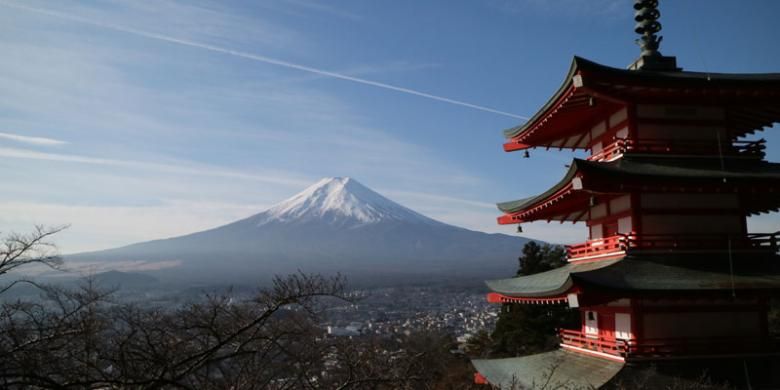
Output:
[0,225,67,294]
[0,271,350,389]
[0,227,481,389]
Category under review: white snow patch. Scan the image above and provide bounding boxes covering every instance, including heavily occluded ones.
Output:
[253,177,440,227]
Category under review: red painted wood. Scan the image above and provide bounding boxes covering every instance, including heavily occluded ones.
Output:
[486,292,569,305]
[566,234,627,261]
[473,372,488,385]
[599,312,616,342]
[559,328,626,357]
[503,141,531,152]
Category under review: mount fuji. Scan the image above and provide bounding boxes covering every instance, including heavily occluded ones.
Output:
[68,178,531,285]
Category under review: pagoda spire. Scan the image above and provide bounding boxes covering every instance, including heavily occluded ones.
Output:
[628,0,679,71]
[634,0,662,57]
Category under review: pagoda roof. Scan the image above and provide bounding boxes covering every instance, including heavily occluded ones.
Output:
[486,258,620,297]
[497,157,780,223]
[471,349,624,389]
[503,56,780,150]
[486,253,780,298]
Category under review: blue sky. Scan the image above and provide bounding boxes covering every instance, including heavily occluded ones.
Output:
[1,0,778,253]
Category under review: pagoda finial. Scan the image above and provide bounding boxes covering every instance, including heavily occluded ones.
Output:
[634,0,662,57]
[628,0,679,71]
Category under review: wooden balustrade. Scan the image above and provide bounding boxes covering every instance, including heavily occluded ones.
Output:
[566,232,779,261]
[565,235,627,260]
[626,232,779,252]
[587,138,766,161]
[558,329,627,357]
[558,328,772,359]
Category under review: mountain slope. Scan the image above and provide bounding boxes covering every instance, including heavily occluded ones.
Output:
[69,178,531,284]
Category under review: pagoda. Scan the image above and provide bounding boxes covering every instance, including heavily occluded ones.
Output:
[472,1,780,388]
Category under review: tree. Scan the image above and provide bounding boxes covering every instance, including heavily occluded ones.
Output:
[0,225,66,294]
[0,227,480,389]
[490,242,579,357]
[0,271,349,389]
[515,241,567,276]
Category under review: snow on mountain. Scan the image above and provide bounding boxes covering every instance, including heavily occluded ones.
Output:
[68,177,531,285]
[252,177,439,228]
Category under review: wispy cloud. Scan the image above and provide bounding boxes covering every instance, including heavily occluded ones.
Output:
[383,189,497,210]
[0,0,530,252]
[0,132,66,146]
[0,147,311,187]
[0,200,272,253]
[279,0,364,21]
[488,0,626,19]
[0,1,527,120]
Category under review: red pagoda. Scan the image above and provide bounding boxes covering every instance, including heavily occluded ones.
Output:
[472,1,780,388]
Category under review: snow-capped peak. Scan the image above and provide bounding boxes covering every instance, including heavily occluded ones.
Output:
[253,177,437,227]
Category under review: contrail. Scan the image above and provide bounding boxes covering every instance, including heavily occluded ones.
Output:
[3,1,529,120]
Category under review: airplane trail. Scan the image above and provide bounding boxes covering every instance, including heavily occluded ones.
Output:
[2,1,529,120]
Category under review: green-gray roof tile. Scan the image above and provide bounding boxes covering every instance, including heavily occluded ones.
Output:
[497,157,780,214]
[486,254,780,297]
[472,349,624,389]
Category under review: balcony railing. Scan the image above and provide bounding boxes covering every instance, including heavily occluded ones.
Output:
[625,336,769,357]
[566,235,627,260]
[588,138,766,161]
[559,329,627,357]
[626,232,779,253]
[566,232,779,261]
[559,329,772,359]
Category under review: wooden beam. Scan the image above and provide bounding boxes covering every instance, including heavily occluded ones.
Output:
[503,141,531,152]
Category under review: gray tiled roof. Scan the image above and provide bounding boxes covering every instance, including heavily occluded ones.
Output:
[504,56,780,139]
[485,259,619,297]
[472,349,624,389]
[497,157,780,214]
[486,254,780,297]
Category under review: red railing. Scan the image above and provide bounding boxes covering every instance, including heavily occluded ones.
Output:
[559,329,772,359]
[746,232,780,251]
[566,235,627,260]
[588,138,766,161]
[566,232,779,261]
[625,232,779,253]
[558,329,627,357]
[734,139,767,157]
[625,336,769,357]
[589,141,625,161]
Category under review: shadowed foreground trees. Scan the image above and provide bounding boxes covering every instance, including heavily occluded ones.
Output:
[0,227,480,389]
[490,242,579,357]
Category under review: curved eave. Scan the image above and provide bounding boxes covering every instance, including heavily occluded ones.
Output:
[577,159,780,214]
[487,292,569,304]
[497,159,600,225]
[497,162,581,224]
[503,56,780,149]
[472,350,624,389]
[573,254,780,292]
[503,58,580,139]
[485,254,780,299]
[485,259,621,298]
[576,157,780,181]
[502,57,621,152]
[497,185,592,225]
[576,57,780,90]
[498,157,780,225]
